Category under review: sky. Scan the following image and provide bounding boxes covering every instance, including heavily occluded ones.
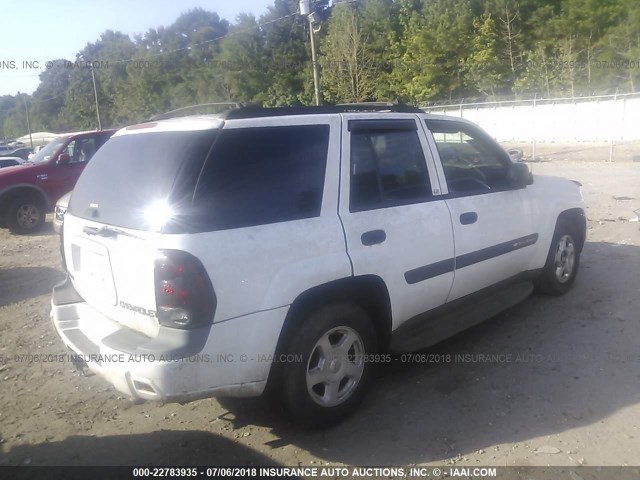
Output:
[0,0,277,96]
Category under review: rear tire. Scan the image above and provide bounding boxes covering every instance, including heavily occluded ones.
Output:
[6,196,46,235]
[281,302,377,428]
[535,219,580,296]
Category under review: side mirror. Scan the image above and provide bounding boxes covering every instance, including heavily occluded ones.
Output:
[508,162,533,188]
[56,153,71,165]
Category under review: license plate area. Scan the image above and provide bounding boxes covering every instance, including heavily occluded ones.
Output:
[72,236,117,306]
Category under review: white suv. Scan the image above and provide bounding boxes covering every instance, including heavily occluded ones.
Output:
[51,104,586,427]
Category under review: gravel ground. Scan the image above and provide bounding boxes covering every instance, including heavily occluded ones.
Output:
[0,150,639,467]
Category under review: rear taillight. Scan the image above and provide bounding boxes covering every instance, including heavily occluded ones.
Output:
[154,250,216,329]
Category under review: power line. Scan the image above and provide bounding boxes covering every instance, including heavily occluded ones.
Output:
[30,92,67,104]
[0,11,300,86]
[109,12,299,65]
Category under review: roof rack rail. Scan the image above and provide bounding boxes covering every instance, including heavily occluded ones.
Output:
[223,102,424,120]
[336,102,422,110]
[147,102,425,122]
[149,102,251,121]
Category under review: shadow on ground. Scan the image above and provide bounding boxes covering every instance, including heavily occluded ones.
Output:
[0,267,65,307]
[3,221,57,238]
[29,222,56,237]
[0,430,280,466]
[219,241,640,465]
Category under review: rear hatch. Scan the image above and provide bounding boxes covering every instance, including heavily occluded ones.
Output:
[64,120,219,336]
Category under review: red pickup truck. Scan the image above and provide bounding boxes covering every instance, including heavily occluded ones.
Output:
[0,129,115,234]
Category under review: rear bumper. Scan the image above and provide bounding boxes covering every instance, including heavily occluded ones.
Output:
[50,277,288,403]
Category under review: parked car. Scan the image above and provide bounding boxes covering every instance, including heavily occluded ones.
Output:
[0,158,25,169]
[1,147,33,160]
[53,191,71,234]
[51,104,586,427]
[0,129,115,234]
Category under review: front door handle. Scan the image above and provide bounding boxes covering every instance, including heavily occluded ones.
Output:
[361,229,386,246]
[460,212,478,225]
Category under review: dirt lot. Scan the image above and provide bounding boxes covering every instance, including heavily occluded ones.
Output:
[1,148,639,467]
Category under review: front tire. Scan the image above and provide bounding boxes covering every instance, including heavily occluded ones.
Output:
[6,196,46,234]
[281,302,377,428]
[535,219,581,295]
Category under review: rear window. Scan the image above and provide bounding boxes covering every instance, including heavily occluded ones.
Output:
[191,125,329,231]
[69,130,217,230]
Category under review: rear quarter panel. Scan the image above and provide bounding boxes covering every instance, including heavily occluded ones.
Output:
[160,217,352,322]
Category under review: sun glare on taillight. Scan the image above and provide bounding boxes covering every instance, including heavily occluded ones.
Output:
[154,250,216,329]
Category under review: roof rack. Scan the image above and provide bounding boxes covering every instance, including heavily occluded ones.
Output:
[223,102,424,120]
[148,102,251,121]
[336,102,421,110]
[148,102,425,122]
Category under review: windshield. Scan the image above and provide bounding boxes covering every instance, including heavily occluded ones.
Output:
[28,137,66,164]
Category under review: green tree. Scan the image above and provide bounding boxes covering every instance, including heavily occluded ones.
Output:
[3,0,639,131]
[357,0,399,100]
[593,0,640,93]
[514,44,556,97]
[259,0,312,106]
[62,31,137,129]
[0,96,25,139]
[389,0,475,103]
[30,60,73,132]
[464,14,509,98]
[319,3,377,103]
[216,14,268,103]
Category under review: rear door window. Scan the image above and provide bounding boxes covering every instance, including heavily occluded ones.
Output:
[193,125,330,231]
[349,121,432,212]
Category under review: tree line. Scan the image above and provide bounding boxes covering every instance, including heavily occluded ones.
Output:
[1,0,638,137]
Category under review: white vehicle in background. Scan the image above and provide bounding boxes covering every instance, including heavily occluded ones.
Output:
[51,104,586,427]
[28,145,47,160]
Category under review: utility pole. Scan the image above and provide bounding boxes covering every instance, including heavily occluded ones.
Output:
[90,63,102,130]
[300,0,322,105]
[17,91,33,148]
[309,16,321,106]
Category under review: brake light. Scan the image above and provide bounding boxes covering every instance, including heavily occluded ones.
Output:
[154,250,216,329]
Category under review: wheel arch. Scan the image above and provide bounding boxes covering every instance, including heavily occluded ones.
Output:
[557,207,587,252]
[282,275,392,349]
[266,275,392,389]
[0,184,51,216]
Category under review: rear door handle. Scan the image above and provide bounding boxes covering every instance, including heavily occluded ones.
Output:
[460,212,478,225]
[361,229,386,246]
